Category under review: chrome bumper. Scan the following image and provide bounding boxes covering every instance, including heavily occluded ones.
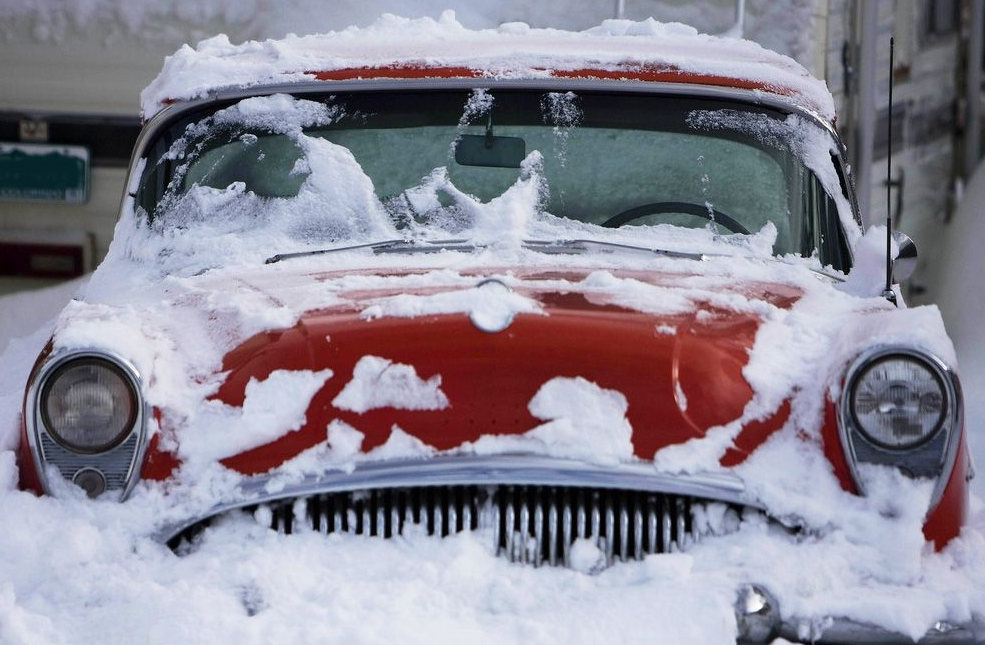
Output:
[155,455,983,644]
[737,585,984,644]
[772,618,984,645]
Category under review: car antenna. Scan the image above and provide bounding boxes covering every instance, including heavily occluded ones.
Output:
[882,37,897,305]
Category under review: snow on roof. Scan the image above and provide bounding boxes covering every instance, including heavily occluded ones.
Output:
[140,11,835,121]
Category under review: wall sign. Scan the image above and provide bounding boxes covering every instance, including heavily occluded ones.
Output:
[0,142,90,204]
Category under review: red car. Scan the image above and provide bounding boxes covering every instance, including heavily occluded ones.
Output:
[16,21,979,644]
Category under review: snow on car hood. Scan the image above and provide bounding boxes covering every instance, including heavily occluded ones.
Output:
[140,13,835,120]
[58,244,955,488]
[166,264,794,473]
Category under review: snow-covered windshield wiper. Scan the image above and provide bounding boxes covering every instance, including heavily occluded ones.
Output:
[523,239,845,281]
[521,239,708,260]
[266,237,724,264]
[264,239,475,264]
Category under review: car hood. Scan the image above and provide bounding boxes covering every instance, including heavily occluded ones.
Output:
[145,265,801,478]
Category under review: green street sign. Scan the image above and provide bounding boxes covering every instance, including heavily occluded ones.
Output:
[0,142,90,204]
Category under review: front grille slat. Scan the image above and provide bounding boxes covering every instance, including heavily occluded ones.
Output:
[548,495,559,566]
[619,503,629,563]
[505,493,516,558]
[676,497,687,550]
[662,503,672,552]
[647,500,657,554]
[604,497,615,565]
[177,485,735,567]
[562,490,573,566]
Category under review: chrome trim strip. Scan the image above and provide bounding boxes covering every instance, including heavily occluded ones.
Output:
[155,454,751,543]
[836,346,964,511]
[26,349,149,501]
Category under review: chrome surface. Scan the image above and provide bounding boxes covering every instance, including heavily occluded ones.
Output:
[469,278,516,333]
[26,349,148,501]
[71,467,107,499]
[891,229,918,283]
[736,583,985,645]
[838,346,963,510]
[177,483,727,567]
[775,616,985,645]
[734,584,780,644]
[42,434,138,491]
[157,454,751,543]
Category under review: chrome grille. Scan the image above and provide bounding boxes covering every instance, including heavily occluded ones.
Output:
[175,485,728,566]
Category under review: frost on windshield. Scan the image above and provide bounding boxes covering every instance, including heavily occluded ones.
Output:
[541,91,582,167]
[123,93,830,275]
[129,94,398,273]
[686,108,859,248]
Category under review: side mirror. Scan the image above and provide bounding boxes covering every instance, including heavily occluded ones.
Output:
[892,230,917,283]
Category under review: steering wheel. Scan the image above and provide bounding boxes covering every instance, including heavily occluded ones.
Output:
[601,201,750,235]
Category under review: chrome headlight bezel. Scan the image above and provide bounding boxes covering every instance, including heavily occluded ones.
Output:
[27,349,148,500]
[847,353,948,450]
[838,346,962,507]
[39,356,139,454]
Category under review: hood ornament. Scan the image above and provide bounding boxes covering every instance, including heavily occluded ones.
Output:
[469,278,516,333]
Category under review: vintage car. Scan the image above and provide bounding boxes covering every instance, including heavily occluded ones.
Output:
[14,17,981,644]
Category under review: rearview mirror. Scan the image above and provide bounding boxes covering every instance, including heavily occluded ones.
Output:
[454,134,526,168]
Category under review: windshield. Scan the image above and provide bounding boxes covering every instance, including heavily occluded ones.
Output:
[134,89,850,270]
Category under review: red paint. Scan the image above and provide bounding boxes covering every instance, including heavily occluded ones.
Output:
[819,399,859,494]
[719,400,792,467]
[139,411,181,482]
[218,296,759,475]
[16,341,52,495]
[306,65,800,104]
[208,267,789,474]
[923,434,969,548]
[15,413,43,496]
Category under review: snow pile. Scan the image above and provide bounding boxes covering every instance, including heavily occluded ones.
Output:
[332,356,449,413]
[360,277,544,327]
[470,377,634,466]
[140,12,834,120]
[128,95,397,277]
[180,369,333,463]
[0,276,88,358]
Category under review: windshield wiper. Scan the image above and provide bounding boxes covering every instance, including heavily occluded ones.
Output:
[264,239,475,264]
[522,239,708,260]
[267,237,716,265]
[264,236,844,283]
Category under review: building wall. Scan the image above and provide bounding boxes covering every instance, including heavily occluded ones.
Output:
[841,0,963,303]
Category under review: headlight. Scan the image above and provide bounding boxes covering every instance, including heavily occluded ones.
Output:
[839,347,962,510]
[40,358,138,453]
[849,354,946,449]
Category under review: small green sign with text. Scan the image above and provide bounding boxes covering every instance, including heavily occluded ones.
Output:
[0,142,90,204]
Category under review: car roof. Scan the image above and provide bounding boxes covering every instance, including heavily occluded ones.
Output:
[140,14,835,122]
